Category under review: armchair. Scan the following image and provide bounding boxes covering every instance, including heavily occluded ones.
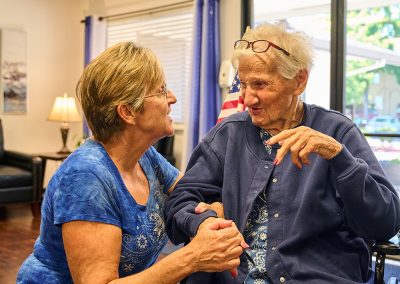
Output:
[0,119,43,217]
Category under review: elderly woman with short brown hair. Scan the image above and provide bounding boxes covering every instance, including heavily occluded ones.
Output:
[17,42,244,284]
[166,23,400,283]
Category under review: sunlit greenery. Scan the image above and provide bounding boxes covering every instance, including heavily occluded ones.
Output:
[346,5,400,117]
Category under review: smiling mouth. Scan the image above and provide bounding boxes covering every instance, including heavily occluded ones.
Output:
[249,107,262,113]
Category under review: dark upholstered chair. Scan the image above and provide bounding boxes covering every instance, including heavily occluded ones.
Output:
[153,136,175,166]
[0,119,43,216]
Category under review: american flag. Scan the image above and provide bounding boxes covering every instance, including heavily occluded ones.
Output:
[217,73,246,123]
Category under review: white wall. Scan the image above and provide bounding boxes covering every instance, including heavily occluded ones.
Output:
[0,0,242,172]
[0,0,88,154]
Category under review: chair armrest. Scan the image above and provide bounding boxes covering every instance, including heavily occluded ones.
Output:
[3,150,41,170]
[3,150,43,201]
[372,241,400,255]
[371,241,400,284]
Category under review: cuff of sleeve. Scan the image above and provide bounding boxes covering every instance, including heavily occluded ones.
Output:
[185,210,218,238]
[329,145,358,179]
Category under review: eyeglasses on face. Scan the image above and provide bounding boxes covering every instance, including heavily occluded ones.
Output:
[234,39,290,56]
[144,82,168,99]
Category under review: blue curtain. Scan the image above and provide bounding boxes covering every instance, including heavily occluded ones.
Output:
[82,15,106,137]
[187,0,221,154]
[82,16,93,137]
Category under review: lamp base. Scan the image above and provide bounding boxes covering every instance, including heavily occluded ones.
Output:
[58,123,71,155]
[57,148,71,155]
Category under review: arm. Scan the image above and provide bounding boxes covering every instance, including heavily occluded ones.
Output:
[165,140,224,244]
[329,129,400,240]
[62,218,243,284]
[268,125,400,240]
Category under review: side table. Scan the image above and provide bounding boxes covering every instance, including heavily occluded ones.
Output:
[37,152,70,193]
[29,152,69,216]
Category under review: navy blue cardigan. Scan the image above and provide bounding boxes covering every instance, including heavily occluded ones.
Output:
[165,103,400,284]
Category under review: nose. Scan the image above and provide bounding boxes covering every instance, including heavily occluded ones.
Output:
[242,87,258,106]
[167,90,177,104]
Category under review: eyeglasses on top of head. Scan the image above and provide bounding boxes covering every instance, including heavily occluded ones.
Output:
[234,40,291,56]
[144,82,168,99]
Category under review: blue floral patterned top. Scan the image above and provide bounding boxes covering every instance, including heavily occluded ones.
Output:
[17,139,179,283]
[243,129,278,284]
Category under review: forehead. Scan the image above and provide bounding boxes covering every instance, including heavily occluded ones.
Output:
[237,54,276,79]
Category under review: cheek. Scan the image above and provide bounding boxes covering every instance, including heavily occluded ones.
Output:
[258,92,283,110]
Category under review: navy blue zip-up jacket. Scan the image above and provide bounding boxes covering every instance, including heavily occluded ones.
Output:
[165,103,400,284]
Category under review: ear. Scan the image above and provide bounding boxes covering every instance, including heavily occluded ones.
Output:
[116,104,136,125]
[294,69,309,97]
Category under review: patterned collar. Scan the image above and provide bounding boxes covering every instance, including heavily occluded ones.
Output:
[259,128,275,155]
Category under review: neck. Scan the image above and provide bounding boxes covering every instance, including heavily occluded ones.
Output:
[265,100,304,135]
[100,128,157,174]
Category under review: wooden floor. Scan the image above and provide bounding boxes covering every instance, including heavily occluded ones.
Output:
[0,204,180,283]
[0,204,40,284]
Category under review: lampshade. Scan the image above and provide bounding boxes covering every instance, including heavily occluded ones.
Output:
[48,93,82,154]
[48,93,81,122]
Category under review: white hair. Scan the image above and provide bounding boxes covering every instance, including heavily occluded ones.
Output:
[232,22,314,79]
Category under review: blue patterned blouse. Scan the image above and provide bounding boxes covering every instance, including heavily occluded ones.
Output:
[243,129,278,284]
[17,139,179,283]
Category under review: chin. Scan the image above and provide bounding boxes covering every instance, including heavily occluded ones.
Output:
[250,116,264,128]
[165,124,175,136]
[165,129,174,136]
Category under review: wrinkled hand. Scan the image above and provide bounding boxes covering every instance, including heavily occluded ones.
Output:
[195,202,225,218]
[188,218,246,277]
[266,126,343,168]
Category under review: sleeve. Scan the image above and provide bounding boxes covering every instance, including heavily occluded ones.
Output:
[53,166,121,227]
[148,146,179,194]
[165,140,221,245]
[330,125,400,240]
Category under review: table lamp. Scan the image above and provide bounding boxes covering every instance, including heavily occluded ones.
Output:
[48,93,82,154]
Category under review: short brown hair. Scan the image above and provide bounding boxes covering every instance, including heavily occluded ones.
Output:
[76,42,164,143]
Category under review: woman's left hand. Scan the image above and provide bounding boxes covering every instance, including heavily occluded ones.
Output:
[266,126,343,169]
[195,202,225,218]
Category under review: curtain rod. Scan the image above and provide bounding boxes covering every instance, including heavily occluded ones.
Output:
[81,0,193,23]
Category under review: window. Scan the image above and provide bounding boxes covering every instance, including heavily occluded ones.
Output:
[252,0,332,109]
[106,5,194,124]
[345,1,400,193]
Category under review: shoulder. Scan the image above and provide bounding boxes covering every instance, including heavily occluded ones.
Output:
[51,139,117,190]
[63,139,111,172]
[305,104,356,137]
[204,111,249,143]
[143,146,171,170]
[143,146,179,191]
[307,104,352,123]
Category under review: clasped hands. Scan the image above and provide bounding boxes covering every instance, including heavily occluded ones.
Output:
[188,202,247,278]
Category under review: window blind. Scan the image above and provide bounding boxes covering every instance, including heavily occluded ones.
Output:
[106,6,194,123]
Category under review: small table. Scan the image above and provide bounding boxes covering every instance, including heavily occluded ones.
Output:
[37,152,70,192]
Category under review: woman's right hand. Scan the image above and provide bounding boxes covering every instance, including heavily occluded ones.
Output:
[186,218,244,275]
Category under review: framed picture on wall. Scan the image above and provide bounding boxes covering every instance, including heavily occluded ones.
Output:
[0,28,27,114]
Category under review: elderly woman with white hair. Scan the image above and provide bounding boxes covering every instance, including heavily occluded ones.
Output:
[165,23,400,283]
